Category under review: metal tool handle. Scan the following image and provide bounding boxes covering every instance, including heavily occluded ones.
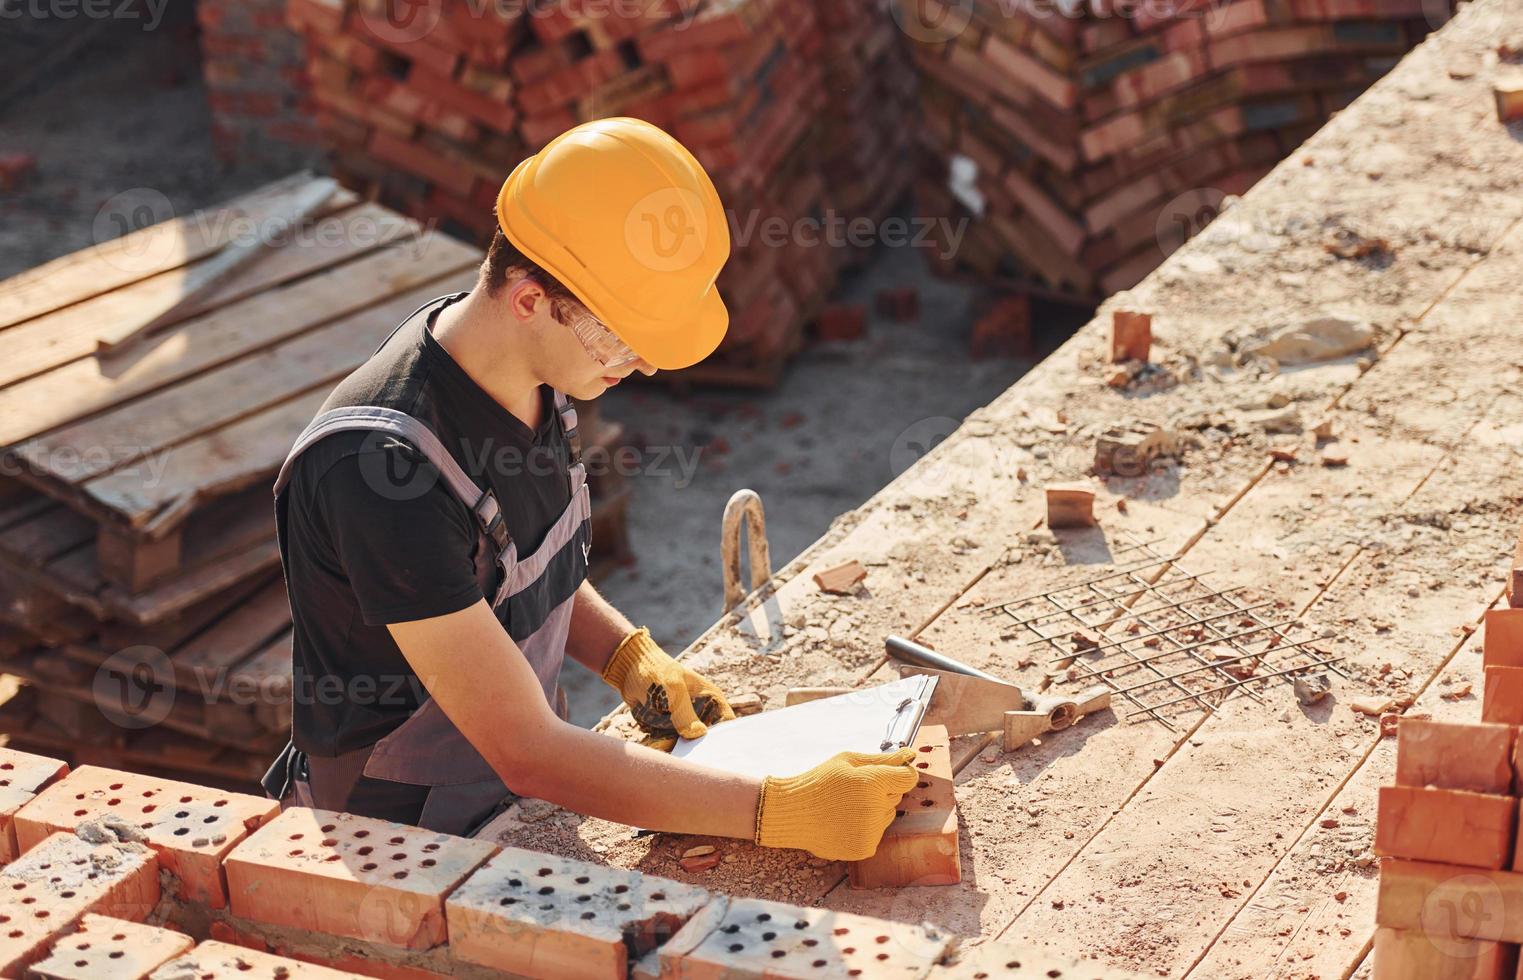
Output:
[885,635,1008,686]
[722,489,772,612]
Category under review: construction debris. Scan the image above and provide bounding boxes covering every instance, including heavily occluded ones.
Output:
[1046,484,1098,528]
[1109,309,1152,364]
[812,560,867,595]
[1094,420,1174,476]
[1239,314,1377,366]
[1496,75,1523,122]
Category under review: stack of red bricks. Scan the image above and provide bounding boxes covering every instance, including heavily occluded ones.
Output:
[285,0,856,386]
[908,0,1441,298]
[0,743,1148,980]
[1373,536,1523,976]
[196,0,324,168]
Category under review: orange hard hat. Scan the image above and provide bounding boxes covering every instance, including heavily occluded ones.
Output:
[496,118,731,371]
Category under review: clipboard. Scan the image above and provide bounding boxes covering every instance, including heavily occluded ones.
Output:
[669,675,938,781]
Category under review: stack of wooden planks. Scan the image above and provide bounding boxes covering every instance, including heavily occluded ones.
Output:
[284,0,903,387]
[908,0,1441,298]
[0,174,634,788]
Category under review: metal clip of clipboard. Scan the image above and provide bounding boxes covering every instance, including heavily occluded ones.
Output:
[880,675,937,750]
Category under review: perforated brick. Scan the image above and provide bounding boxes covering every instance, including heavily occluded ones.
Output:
[15,766,278,909]
[0,786,34,864]
[223,807,497,950]
[660,896,951,979]
[29,914,194,980]
[446,846,711,979]
[149,940,369,979]
[0,831,159,975]
[0,746,68,794]
[851,724,959,889]
[929,939,1150,978]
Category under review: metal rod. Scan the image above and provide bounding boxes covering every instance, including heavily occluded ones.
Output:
[1103,634,1328,694]
[1004,579,1240,644]
[976,553,1182,613]
[1045,601,1279,664]
[1127,657,1345,717]
[1104,580,1269,706]
[987,568,1208,626]
[1061,617,1302,673]
[884,635,1008,686]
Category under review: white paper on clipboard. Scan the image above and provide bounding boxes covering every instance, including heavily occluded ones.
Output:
[669,675,938,781]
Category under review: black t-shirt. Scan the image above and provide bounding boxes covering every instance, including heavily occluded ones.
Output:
[279,294,575,757]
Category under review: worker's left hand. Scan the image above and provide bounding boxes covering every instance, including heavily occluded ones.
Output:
[602,627,736,742]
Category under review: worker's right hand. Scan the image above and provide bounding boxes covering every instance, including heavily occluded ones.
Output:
[754,749,918,861]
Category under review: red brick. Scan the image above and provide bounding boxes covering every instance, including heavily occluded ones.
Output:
[14,766,277,909]
[1395,719,1515,794]
[30,914,194,980]
[875,287,920,322]
[0,831,160,975]
[656,896,951,977]
[0,747,67,796]
[849,725,959,888]
[1370,925,1517,979]
[1483,666,1523,724]
[150,941,369,979]
[1485,608,1523,668]
[1375,786,1516,869]
[224,807,497,951]
[971,295,1032,360]
[0,786,33,864]
[1510,524,1523,608]
[446,847,710,979]
[1110,309,1152,363]
[815,304,867,342]
[1376,859,1523,943]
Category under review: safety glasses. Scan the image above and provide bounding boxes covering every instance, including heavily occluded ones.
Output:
[565,306,641,370]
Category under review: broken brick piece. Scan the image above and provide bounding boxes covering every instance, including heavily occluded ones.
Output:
[875,286,920,322]
[0,832,160,976]
[813,559,867,594]
[15,765,278,909]
[0,745,69,794]
[1371,925,1518,979]
[32,914,194,980]
[1510,524,1523,608]
[815,304,867,342]
[0,152,35,192]
[446,847,710,979]
[1110,309,1152,363]
[1484,608,1523,668]
[1046,484,1097,529]
[659,896,951,978]
[970,295,1031,360]
[850,725,959,889]
[1496,77,1523,122]
[224,807,498,951]
[1395,718,1514,794]
[1374,786,1516,869]
[1483,666,1523,725]
[0,786,33,864]
[149,941,369,979]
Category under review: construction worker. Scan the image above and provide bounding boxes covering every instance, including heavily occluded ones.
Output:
[262,119,917,860]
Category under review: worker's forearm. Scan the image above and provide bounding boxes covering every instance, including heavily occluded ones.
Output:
[564,580,634,675]
[513,720,759,839]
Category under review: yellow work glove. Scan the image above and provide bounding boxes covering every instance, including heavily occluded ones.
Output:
[755,749,919,861]
[603,628,735,740]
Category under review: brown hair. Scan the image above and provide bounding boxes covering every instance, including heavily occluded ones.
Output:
[479,228,585,324]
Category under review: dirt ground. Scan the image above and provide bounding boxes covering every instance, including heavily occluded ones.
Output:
[0,10,1087,725]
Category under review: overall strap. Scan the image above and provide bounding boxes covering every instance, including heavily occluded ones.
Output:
[273,406,510,554]
[551,390,586,497]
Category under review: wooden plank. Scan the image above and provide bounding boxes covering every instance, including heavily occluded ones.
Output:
[167,578,291,691]
[79,390,329,530]
[10,274,472,488]
[0,174,345,331]
[0,502,95,565]
[0,234,478,414]
[95,177,342,356]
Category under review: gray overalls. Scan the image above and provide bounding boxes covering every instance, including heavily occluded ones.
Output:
[262,322,591,836]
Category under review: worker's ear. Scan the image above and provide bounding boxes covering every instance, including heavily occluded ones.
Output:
[506,277,547,323]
